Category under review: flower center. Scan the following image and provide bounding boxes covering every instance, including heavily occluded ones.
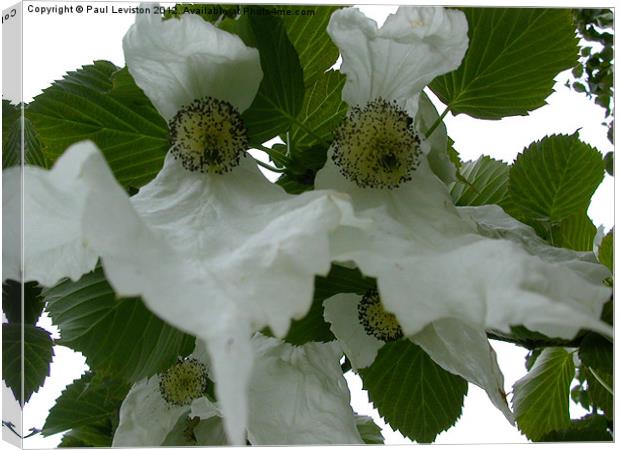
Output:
[331,98,422,189]
[169,96,248,174]
[358,289,403,342]
[159,358,209,406]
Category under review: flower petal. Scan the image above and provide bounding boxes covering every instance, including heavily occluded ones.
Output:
[2,142,100,285]
[410,319,514,423]
[328,6,468,110]
[247,335,363,445]
[323,293,384,370]
[123,4,262,120]
[380,237,611,341]
[459,204,612,285]
[125,153,360,337]
[318,157,611,342]
[451,205,612,339]
[24,142,361,445]
[113,376,188,446]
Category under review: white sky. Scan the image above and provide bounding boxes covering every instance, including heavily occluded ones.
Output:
[0,1,615,449]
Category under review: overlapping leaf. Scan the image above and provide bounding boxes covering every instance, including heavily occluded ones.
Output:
[555,213,597,251]
[275,70,347,193]
[579,333,612,375]
[512,348,575,440]
[360,340,468,443]
[2,323,54,404]
[242,12,305,145]
[43,372,129,437]
[586,369,613,419]
[450,156,509,206]
[286,70,346,154]
[509,134,605,221]
[27,61,169,188]
[2,100,47,168]
[598,230,613,271]
[281,6,342,85]
[59,423,116,448]
[430,8,578,119]
[2,281,45,325]
[45,268,194,382]
[355,415,385,444]
[540,414,612,442]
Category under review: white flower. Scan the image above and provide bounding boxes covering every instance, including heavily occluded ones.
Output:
[2,6,366,444]
[318,5,612,421]
[329,6,468,117]
[112,335,363,446]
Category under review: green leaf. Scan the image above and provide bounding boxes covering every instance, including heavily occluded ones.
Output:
[2,100,20,142]
[509,134,605,221]
[2,100,48,169]
[45,267,195,382]
[571,374,592,412]
[525,349,542,371]
[603,151,613,175]
[555,213,596,251]
[276,173,315,195]
[27,60,169,189]
[586,369,613,419]
[430,8,578,119]
[43,372,129,436]
[447,138,462,169]
[286,70,346,154]
[59,422,116,447]
[283,295,333,346]
[2,100,20,168]
[540,414,612,442]
[242,12,305,145]
[2,323,54,404]
[598,230,613,271]
[579,333,612,375]
[355,414,384,444]
[275,71,346,193]
[314,264,376,299]
[2,281,45,325]
[360,340,467,443]
[281,6,342,85]
[512,347,575,440]
[450,156,510,206]
[219,14,255,47]
[284,264,375,345]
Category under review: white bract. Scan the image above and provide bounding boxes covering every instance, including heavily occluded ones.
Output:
[112,335,363,446]
[2,5,367,444]
[319,6,612,422]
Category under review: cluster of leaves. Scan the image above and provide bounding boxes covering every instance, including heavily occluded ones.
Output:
[1,5,613,445]
[569,9,614,144]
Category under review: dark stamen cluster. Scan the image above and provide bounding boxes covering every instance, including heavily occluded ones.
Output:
[358,289,404,342]
[159,357,209,406]
[169,96,248,174]
[331,98,421,189]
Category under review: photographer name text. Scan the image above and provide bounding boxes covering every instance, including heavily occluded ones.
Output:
[27,4,153,15]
